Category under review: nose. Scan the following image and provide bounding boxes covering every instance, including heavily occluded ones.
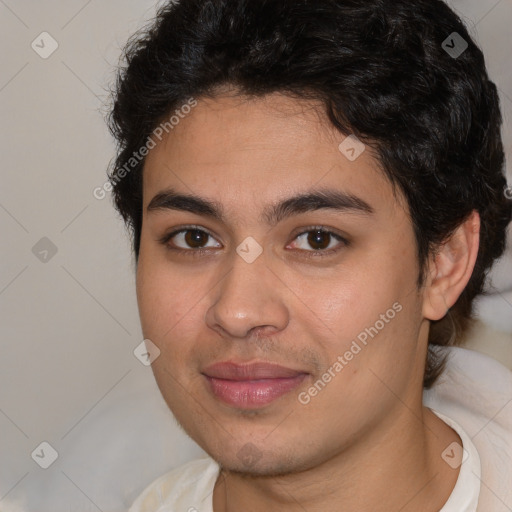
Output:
[204,250,289,340]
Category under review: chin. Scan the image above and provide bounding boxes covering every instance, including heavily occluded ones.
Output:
[210,445,315,478]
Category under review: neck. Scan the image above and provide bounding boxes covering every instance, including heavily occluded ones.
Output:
[213,405,461,512]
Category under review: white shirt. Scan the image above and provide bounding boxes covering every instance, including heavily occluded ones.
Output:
[130,347,512,512]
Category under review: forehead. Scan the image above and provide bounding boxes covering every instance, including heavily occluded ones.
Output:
[142,92,404,222]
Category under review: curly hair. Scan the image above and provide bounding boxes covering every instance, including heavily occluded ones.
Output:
[106,0,512,388]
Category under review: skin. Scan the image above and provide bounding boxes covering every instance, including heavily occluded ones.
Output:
[136,91,480,512]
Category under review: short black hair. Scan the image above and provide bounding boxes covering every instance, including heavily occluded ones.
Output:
[106,0,512,388]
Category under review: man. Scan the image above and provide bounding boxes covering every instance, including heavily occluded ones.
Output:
[106,0,512,510]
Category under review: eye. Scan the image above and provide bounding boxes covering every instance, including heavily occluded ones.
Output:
[159,226,221,253]
[158,225,348,259]
[288,227,348,257]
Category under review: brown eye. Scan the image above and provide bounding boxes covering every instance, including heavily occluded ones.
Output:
[306,230,332,250]
[160,227,222,252]
[183,229,210,248]
[291,229,346,254]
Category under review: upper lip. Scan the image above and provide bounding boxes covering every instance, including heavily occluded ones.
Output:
[202,361,307,380]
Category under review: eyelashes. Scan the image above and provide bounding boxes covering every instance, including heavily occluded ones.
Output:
[158,225,350,259]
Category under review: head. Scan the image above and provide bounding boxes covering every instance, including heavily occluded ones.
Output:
[107,0,511,475]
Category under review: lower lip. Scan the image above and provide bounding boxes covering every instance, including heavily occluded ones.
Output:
[204,374,308,408]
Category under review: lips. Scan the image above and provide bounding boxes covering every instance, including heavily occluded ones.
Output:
[203,361,306,380]
[202,361,308,409]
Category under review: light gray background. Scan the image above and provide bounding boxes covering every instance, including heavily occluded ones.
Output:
[0,1,511,511]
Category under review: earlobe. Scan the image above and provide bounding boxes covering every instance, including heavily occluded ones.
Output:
[422,211,480,321]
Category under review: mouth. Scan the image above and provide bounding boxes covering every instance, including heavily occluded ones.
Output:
[201,361,309,409]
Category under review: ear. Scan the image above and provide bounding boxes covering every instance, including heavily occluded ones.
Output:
[422,211,480,321]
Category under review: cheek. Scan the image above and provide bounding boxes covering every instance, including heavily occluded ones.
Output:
[292,263,392,343]
[136,253,203,344]
[136,264,208,402]
[294,245,419,369]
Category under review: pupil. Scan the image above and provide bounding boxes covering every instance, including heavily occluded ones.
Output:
[308,230,329,250]
[186,229,207,248]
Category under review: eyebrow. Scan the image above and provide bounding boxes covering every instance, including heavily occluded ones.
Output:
[147,186,374,226]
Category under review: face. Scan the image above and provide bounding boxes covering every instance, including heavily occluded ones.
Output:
[136,91,429,476]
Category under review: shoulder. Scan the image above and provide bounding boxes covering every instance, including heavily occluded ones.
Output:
[424,346,512,510]
[424,346,512,425]
[129,456,220,512]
